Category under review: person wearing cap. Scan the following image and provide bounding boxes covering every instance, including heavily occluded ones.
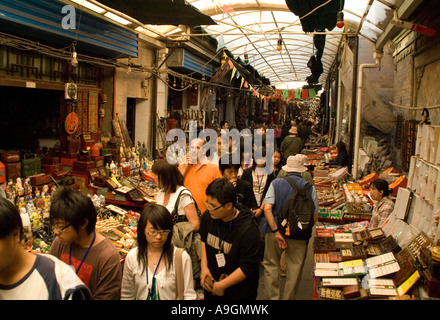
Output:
[280,126,303,161]
[261,155,319,300]
[276,154,314,185]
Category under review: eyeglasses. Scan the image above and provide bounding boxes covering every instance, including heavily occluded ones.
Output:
[51,223,71,233]
[145,229,171,237]
[205,201,223,212]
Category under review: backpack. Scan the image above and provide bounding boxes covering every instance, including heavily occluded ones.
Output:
[277,176,315,240]
[170,188,202,279]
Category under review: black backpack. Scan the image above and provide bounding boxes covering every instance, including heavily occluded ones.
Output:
[277,176,315,240]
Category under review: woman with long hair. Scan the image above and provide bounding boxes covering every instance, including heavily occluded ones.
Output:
[152,159,199,232]
[121,203,196,300]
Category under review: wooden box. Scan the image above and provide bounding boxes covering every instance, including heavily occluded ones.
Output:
[1,153,20,163]
[61,157,76,166]
[41,156,60,165]
[93,155,104,168]
[343,285,360,299]
[29,173,51,186]
[71,172,96,196]
[6,162,21,180]
[77,154,95,162]
[21,156,41,177]
[93,175,108,188]
[120,164,130,177]
[88,168,100,182]
[52,170,69,180]
[66,139,80,154]
[72,160,96,173]
[42,163,63,175]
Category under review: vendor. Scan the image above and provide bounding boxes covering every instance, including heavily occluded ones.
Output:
[330,141,349,167]
[369,179,394,228]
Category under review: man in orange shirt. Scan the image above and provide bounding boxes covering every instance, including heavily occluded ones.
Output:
[179,137,222,213]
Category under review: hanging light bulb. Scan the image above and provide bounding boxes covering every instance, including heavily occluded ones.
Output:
[244,53,249,64]
[277,36,282,51]
[70,46,78,67]
[127,57,132,73]
[336,11,344,28]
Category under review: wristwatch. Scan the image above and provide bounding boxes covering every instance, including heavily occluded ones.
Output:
[271,227,279,233]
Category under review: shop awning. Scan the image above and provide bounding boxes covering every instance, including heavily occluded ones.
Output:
[97,0,216,26]
[0,0,138,59]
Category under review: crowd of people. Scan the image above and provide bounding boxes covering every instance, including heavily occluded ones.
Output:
[0,117,394,300]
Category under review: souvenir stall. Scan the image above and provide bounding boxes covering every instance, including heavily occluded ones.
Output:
[0,109,160,260]
[310,123,440,300]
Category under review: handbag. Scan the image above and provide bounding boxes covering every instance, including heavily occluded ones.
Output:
[171,188,201,223]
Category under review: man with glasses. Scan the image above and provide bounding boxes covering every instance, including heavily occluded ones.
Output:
[0,197,91,300]
[48,187,122,300]
[199,178,261,300]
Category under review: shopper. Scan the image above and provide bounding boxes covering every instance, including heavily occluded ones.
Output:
[179,137,222,213]
[330,141,349,167]
[369,179,395,228]
[200,178,261,300]
[121,203,196,300]
[241,146,275,237]
[273,148,283,178]
[48,187,122,300]
[277,154,314,185]
[153,159,200,232]
[152,158,201,279]
[280,126,303,160]
[218,153,258,211]
[0,197,91,300]
[262,154,319,300]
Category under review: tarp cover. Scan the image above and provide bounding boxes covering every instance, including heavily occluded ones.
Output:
[361,73,397,133]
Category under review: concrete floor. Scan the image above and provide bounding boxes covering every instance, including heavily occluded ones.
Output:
[256,227,316,300]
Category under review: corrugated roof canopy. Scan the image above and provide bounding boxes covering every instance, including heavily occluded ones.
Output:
[64,0,408,89]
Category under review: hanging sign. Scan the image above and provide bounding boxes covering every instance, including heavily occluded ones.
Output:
[65,112,79,135]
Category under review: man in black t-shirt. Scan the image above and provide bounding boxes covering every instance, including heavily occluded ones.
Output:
[200,178,261,300]
[218,154,258,212]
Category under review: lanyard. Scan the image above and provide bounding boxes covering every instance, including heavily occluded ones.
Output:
[146,249,164,299]
[69,231,95,274]
[217,210,236,253]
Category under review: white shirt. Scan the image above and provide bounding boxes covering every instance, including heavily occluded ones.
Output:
[121,247,196,300]
[155,186,195,217]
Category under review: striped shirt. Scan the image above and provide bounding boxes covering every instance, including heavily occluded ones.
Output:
[0,254,91,300]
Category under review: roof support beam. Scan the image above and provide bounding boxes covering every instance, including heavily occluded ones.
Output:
[375,0,423,50]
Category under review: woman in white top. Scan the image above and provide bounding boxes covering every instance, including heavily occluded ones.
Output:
[121,203,196,300]
[152,159,199,232]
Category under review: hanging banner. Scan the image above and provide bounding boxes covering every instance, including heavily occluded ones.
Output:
[240,77,245,89]
[230,67,237,81]
[295,90,301,99]
[288,90,296,99]
[282,90,289,98]
[301,89,309,99]
[309,88,316,98]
